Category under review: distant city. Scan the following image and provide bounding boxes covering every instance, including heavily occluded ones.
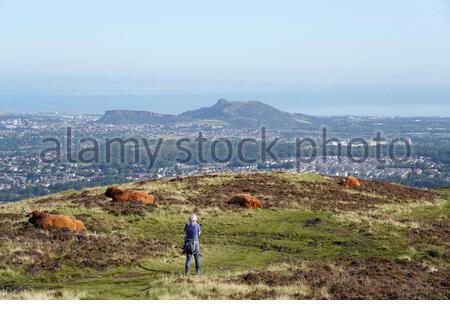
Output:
[1,100,449,201]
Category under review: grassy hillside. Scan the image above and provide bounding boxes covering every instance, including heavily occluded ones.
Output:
[0,172,448,299]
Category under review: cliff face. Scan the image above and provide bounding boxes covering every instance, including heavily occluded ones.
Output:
[97,110,178,124]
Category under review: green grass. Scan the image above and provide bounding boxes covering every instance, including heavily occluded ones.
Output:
[0,172,448,299]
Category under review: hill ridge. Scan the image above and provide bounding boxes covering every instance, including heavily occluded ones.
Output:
[97,98,313,128]
[0,172,448,299]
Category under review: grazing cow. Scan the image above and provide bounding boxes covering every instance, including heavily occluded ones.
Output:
[105,186,155,204]
[339,176,361,188]
[229,194,262,209]
[27,210,86,232]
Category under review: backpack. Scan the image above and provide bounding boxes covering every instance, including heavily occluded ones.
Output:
[183,240,198,255]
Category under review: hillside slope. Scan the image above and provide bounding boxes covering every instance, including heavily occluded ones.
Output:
[180,98,311,128]
[0,172,448,299]
[96,99,313,128]
[97,110,178,125]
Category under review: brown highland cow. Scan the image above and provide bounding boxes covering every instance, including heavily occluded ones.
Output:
[229,194,262,208]
[340,176,361,188]
[27,210,86,232]
[105,186,155,204]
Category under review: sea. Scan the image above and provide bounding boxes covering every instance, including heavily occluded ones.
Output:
[0,94,448,117]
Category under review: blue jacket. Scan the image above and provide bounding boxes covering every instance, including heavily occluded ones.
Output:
[184,223,200,241]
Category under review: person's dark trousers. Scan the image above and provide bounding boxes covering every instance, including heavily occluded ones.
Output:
[185,252,200,274]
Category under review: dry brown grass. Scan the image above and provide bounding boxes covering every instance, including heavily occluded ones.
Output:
[0,289,86,300]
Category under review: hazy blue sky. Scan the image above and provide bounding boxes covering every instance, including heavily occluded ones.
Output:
[0,0,449,114]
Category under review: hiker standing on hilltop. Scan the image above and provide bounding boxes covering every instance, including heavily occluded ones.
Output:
[183,213,201,275]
